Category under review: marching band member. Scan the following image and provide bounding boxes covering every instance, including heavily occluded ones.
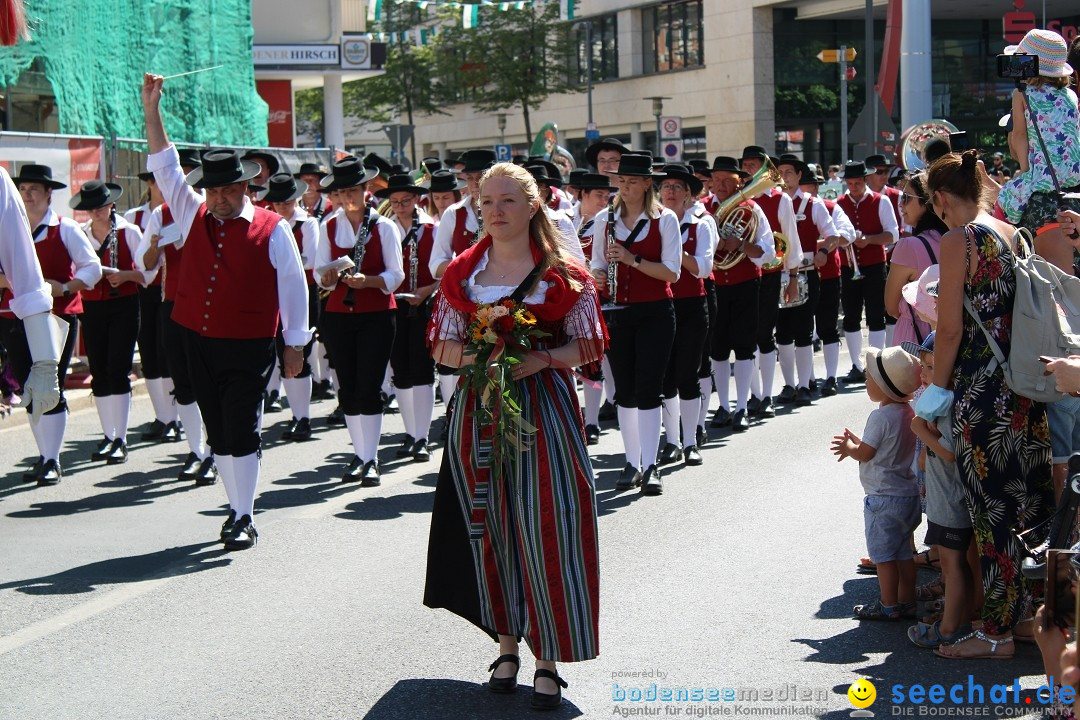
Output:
[657,164,716,467]
[76,181,150,465]
[0,163,91,485]
[706,157,774,433]
[523,164,585,263]
[295,162,333,220]
[587,153,680,495]
[774,158,840,406]
[137,149,218,485]
[585,137,629,182]
[864,154,904,229]
[835,161,898,383]
[526,157,573,213]
[687,159,718,443]
[242,150,280,210]
[315,158,404,485]
[379,173,438,462]
[126,172,179,442]
[262,173,320,442]
[424,169,464,225]
[143,73,311,550]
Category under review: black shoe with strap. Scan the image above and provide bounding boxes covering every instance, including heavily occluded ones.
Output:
[195,457,218,486]
[843,365,866,384]
[710,407,731,429]
[264,391,283,413]
[486,654,520,694]
[23,456,43,483]
[397,434,416,458]
[37,459,62,486]
[777,385,798,404]
[757,396,775,418]
[615,463,641,491]
[342,456,363,483]
[360,460,381,487]
[657,442,682,466]
[585,424,600,446]
[141,419,166,441]
[219,509,237,542]
[684,445,703,466]
[327,405,346,426]
[224,514,258,551]
[161,421,181,442]
[531,669,568,711]
[795,387,813,406]
[90,437,112,461]
[281,418,298,441]
[696,425,707,448]
[412,438,430,462]
[598,400,617,421]
[178,452,200,480]
[105,439,128,465]
[641,464,663,496]
[291,417,312,441]
[820,377,838,397]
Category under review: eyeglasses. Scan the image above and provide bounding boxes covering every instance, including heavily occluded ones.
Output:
[873,168,889,175]
[659,183,688,192]
[388,199,415,207]
[898,193,924,204]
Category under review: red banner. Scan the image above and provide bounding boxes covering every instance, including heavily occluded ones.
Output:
[68,138,103,223]
[257,80,295,148]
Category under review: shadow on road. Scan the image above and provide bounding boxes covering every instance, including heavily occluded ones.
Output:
[4,468,201,518]
[336,486,435,522]
[362,678,583,719]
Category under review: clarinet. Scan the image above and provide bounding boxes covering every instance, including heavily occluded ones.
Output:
[406,210,419,318]
[341,208,372,309]
[106,210,120,298]
[472,199,483,246]
[604,198,618,306]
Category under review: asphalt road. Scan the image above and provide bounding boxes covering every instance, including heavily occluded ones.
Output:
[0,354,1055,720]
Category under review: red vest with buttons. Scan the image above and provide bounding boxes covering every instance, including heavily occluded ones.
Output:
[818,199,842,281]
[577,217,597,260]
[671,221,705,299]
[451,205,477,256]
[0,223,81,315]
[754,190,785,275]
[82,226,139,302]
[291,219,316,286]
[324,217,396,314]
[702,194,719,215]
[401,221,436,292]
[883,185,903,228]
[614,217,671,304]
[712,200,762,287]
[836,191,888,267]
[171,205,281,338]
[793,194,824,256]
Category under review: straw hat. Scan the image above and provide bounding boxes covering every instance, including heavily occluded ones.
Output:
[864,347,922,402]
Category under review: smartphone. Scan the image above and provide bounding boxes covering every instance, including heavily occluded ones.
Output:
[997,53,1040,80]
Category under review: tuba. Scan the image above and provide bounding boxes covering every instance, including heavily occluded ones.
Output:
[897,120,960,171]
[712,158,784,271]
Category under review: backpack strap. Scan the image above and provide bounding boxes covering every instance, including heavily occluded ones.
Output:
[915,233,937,265]
[962,293,1007,377]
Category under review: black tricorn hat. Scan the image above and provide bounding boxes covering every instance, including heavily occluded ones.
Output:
[293,162,328,178]
[841,161,874,179]
[613,153,659,177]
[11,164,66,189]
[184,150,261,189]
[455,149,497,174]
[574,172,617,192]
[320,157,380,191]
[242,150,281,176]
[524,163,563,188]
[864,154,893,169]
[259,173,305,204]
[658,163,703,196]
[585,137,629,168]
[740,145,769,161]
[375,173,429,198]
[710,156,749,178]
[420,169,467,193]
[69,180,122,210]
[364,153,394,177]
[177,148,203,170]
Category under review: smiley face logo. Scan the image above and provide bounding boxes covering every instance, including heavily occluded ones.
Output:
[848,679,876,709]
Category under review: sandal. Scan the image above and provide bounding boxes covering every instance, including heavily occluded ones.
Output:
[914,549,941,571]
[854,599,904,621]
[934,630,1014,660]
[908,621,973,649]
[915,578,945,601]
[856,558,877,575]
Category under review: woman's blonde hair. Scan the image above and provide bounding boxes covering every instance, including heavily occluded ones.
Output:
[479,162,582,292]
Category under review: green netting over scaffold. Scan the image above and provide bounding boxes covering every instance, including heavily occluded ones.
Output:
[0,0,268,145]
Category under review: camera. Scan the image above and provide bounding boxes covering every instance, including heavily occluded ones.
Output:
[997,53,1040,79]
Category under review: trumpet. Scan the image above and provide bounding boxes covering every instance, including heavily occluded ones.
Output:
[713,158,783,271]
[844,236,863,281]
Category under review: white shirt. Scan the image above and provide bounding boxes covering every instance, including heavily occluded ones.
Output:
[546,207,587,264]
[681,207,717,280]
[830,202,857,244]
[0,167,52,318]
[281,206,320,271]
[390,206,436,239]
[844,190,900,244]
[146,144,312,348]
[586,206,682,280]
[430,196,478,277]
[134,203,184,274]
[82,215,153,287]
[35,207,103,290]
[755,190,804,271]
[314,207,404,295]
[791,189,839,246]
[123,203,152,232]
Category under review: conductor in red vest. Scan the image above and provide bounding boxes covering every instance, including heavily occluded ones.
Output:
[142,73,311,551]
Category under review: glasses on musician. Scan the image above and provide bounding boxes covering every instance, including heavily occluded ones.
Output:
[388,199,415,207]
[659,183,688,193]
[873,168,889,175]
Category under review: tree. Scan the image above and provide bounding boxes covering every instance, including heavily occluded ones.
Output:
[434,2,579,142]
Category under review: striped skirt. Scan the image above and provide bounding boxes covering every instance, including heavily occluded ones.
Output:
[425,366,600,663]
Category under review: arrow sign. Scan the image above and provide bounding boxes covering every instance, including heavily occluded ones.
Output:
[817,47,858,63]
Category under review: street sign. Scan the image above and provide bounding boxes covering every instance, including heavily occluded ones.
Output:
[660,116,682,140]
[585,121,599,143]
[494,144,512,162]
[817,47,857,63]
[845,66,857,81]
[661,140,683,162]
[382,124,415,152]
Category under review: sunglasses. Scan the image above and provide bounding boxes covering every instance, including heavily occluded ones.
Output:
[873,168,889,175]
[898,193,924,204]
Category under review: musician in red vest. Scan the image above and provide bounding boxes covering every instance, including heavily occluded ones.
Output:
[242,150,280,210]
[296,162,333,221]
[261,173,320,443]
[136,149,218,486]
[865,154,904,229]
[430,149,495,279]
[379,173,438,463]
[1,164,101,485]
[0,164,92,486]
[586,153,681,495]
[143,73,311,551]
[835,161,899,383]
[585,137,628,183]
[76,182,151,465]
[705,157,774,434]
[424,169,464,226]
[315,158,404,485]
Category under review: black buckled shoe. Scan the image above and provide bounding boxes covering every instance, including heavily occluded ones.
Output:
[281,418,298,440]
[820,377,838,397]
[486,654,520,694]
[598,400,617,422]
[22,456,44,483]
[178,452,201,480]
[777,385,798,404]
[531,669,568,711]
[696,425,707,448]
[327,405,346,426]
[37,459,62,486]
[731,409,749,433]
[219,509,237,542]
[312,379,335,401]
[757,396,775,418]
[710,407,731,428]
[615,463,642,491]
[90,437,112,461]
[342,456,363,483]
[585,424,600,446]
[397,434,416,458]
[360,460,381,487]
[141,419,166,441]
[684,445,703,466]
[194,457,218,486]
[291,417,312,441]
[843,365,866,384]
[746,396,761,417]
[808,378,819,392]
[223,514,258,551]
[412,439,430,462]
[795,387,813,406]
[641,464,663,496]
[657,442,682,465]
[264,390,283,413]
[161,421,181,442]
[105,439,128,465]
[383,393,398,414]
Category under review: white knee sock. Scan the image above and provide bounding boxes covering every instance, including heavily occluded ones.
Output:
[216,454,236,511]
[95,395,114,440]
[638,406,663,470]
[159,377,178,423]
[412,384,435,442]
[231,452,260,520]
[868,329,886,351]
[680,397,699,449]
[37,411,66,462]
[796,345,815,389]
[267,362,281,395]
[28,413,43,455]
[824,342,840,379]
[359,412,382,463]
[114,393,131,443]
[344,414,364,459]
[750,355,762,399]
[697,378,712,428]
[777,344,796,388]
[382,365,392,397]
[281,377,312,420]
[438,373,457,409]
[617,406,640,469]
[316,342,331,384]
[396,386,415,438]
[884,323,894,348]
[845,331,864,371]
[308,343,322,383]
[145,378,168,423]
[177,402,207,460]
[711,360,730,410]
[759,350,777,399]
[583,382,602,426]
[329,369,339,392]
[661,397,680,445]
[602,355,616,402]
[734,359,755,412]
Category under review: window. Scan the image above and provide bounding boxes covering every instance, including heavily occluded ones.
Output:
[571,13,618,83]
[643,0,704,74]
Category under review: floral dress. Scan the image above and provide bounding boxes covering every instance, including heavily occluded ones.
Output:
[950,223,1053,635]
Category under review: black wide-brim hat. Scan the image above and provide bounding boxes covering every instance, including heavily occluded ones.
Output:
[420,169,467,194]
[364,153,394,178]
[710,156,750,178]
[69,180,123,210]
[687,159,711,177]
[375,173,429,198]
[613,153,659,178]
[864,154,893,169]
[293,162,327,178]
[566,169,587,187]
[585,137,629,168]
[320,158,380,191]
[11,163,66,189]
[422,157,443,174]
[177,148,203,170]
[841,161,875,179]
[799,167,824,185]
[524,163,563,187]
[185,150,261,189]
[242,150,281,176]
[776,154,809,176]
[658,164,703,196]
[259,173,305,204]
[741,145,769,161]
[574,172,617,192]
[526,157,562,182]
[455,149,497,174]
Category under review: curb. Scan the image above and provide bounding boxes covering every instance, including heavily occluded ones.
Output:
[0,378,149,432]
